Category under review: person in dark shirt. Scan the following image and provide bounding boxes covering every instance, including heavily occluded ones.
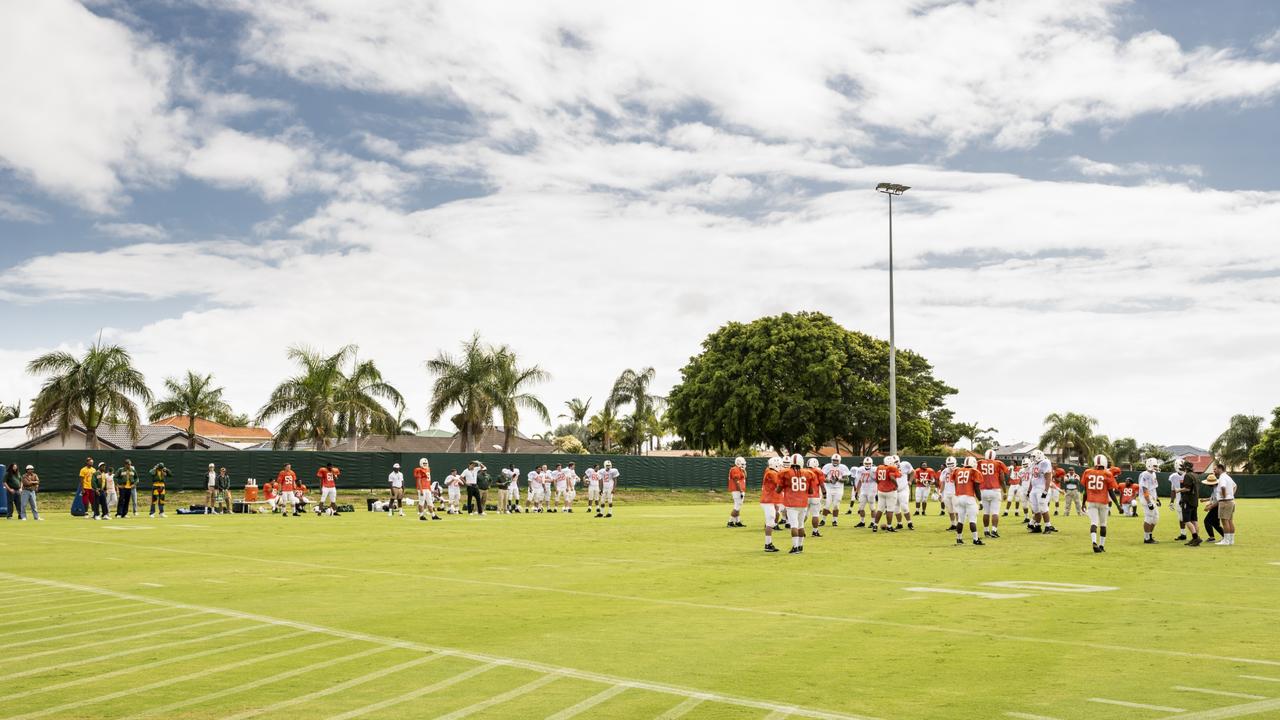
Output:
[1179,470,1202,546]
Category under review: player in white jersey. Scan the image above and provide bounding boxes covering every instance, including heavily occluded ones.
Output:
[444,470,463,514]
[498,466,514,514]
[805,458,825,537]
[546,465,564,512]
[562,462,579,512]
[1027,450,1057,533]
[820,454,849,527]
[584,465,601,514]
[1010,459,1031,522]
[506,466,521,513]
[852,457,877,527]
[939,457,957,530]
[1168,460,1186,540]
[1138,458,1161,544]
[894,458,915,530]
[598,460,619,517]
[525,468,542,512]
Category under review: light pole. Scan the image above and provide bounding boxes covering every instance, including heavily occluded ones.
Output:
[875,182,910,456]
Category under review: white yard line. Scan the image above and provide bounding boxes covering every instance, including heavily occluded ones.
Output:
[543,684,630,720]
[430,674,563,720]
[10,622,259,680]
[1240,675,1280,683]
[0,573,880,720]
[1088,698,1186,712]
[903,587,1033,600]
[4,630,313,701]
[0,587,66,600]
[0,595,121,621]
[219,654,444,720]
[4,610,207,651]
[656,696,707,719]
[125,644,394,719]
[5,615,227,665]
[0,606,156,637]
[1159,698,1280,719]
[764,711,792,720]
[139,582,164,587]
[1004,713,1062,720]
[6,637,351,720]
[319,662,503,720]
[1173,687,1267,700]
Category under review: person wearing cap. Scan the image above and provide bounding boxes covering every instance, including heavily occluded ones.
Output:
[1201,472,1222,541]
[203,463,218,513]
[115,460,137,518]
[214,467,233,514]
[148,462,171,517]
[461,460,486,515]
[91,462,110,520]
[1208,461,1237,545]
[1179,463,1203,546]
[387,462,405,516]
[19,465,40,520]
[4,463,20,519]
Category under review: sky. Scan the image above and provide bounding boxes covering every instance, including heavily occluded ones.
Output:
[2,0,1280,449]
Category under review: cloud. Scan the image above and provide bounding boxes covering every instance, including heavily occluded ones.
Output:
[0,195,48,223]
[1259,28,1280,54]
[93,222,169,241]
[1067,156,1204,179]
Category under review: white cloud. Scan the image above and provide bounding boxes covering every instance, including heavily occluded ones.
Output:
[1259,28,1280,54]
[0,195,48,223]
[1067,155,1204,178]
[93,221,168,241]
[184,128,310,200]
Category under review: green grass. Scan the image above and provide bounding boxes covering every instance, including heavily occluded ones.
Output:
[3,497,1280,720]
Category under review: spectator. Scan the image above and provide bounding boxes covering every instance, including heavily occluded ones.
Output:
[103,464,118,517]
[462,460,486,515]
[215,467,233,514]
[204,463,217,514]
[78,457,96,518]
[477,467,492,512]
[1201,472,1222,542]
[1211,461,1237,546]
[1180,466,1202,546]
[116,460,137,518]
[4,463,20,519]
[91,462,110,520]
[19,465,40,520]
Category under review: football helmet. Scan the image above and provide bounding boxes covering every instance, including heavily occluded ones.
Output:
[419,458,429,468]
[862,457,873,468]
[831,453,842,464]
[790,453,804,468]
[1030,449,1045,463]
[734,456,746,469]
[984,449,997,461]
[1093,454,1109,468]
[807,458,820,469]
[768,456,782,471]
[945,456,957,468]
[603,460,612,469]
[964,456,978,469]
[1145,458,1160,472]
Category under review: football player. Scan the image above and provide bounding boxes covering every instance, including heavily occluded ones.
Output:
[821,453,849,527]
[727,456,748,528]
[777,454,812,553]
[894,456,915,530]
[414,459,440,521]
[445,469,463,514]
[977,450,1007,538]
[585,464,600,515]
[563,462,578,512]
[598,460,618,517]
[1083,454,1122,553]
[1138,458,1161,543]
[760,457,784,552]
[912,461,935,516]
[1027,450,1057,533]
[852,457,876,527]
[871,456,902,533]
[1168,459,1186,540]
[951,457,984,545]
[805,458,824,537]
[938,456,957,530]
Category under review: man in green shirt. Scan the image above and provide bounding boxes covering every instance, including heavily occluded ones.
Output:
[148,463,171,518]
[91,462,110,520]
[115,460,137,518]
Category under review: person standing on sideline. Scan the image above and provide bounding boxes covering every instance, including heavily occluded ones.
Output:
[214,467,233,514]
[1138,458,1161,544]
[116,460,137,518]
[103,464,118,517]
[461,460,486,515]
[315,463,340,516]
[599,460,619,518]
[386,462,406,516]
[202,463,217,513]
[4,463,20,519]
[1168,460,1187,540]
[727,456,747,528]
[148,462,171,517]
[1083,454,1121,553]
[91,462,110,520]
[1209,462,1237,545]
[413,461,439,521]
[19,465,41,520]
[79,457,96,517]
[499,465,514,514]
[276,464,298,517]
[1179,464,1203,546]
[1062,467,1083,517]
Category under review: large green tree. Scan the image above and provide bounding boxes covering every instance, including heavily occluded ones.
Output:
[1211,414,1264,472]
[491,347,551,452]
[26,343,153,449]
[666,312,955,455]
[427,334,496,454]
[1111,437,1139,466]
[609,367,664,454]
[1247,407,1280,474]
[1038,412,1099,462]
[148,371,234,449]
[334,350,404,451]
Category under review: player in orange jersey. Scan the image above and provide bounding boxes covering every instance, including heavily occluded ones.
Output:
[912,461,935,516]
[977,449,1008,538]
[727,456,747,528]
[803,458,825,537]
[951,457,985,545]
[276,464,298,517]
[871,456,902,533]
[759,457,784,552]
[777,454,812,554]
[414,458,440,521]
[1084,454,1122,553]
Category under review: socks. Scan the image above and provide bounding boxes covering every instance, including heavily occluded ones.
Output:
[792,537,801,549]
[1090,531,1098,544]
[1145,532,1153,541]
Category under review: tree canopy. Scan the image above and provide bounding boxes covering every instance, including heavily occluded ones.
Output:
[1211,414,1264,472]
[665,311,955,455]
[1248,406,1280,474]
[27,343,153,449]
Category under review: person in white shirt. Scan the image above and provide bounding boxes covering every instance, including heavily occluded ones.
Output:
[1027,450,1057,534]
[598,460,619,517]
[1168,462,1186,540]
[507,466,521,513]
[894,458,915,530]
[499,466,514,514]
[805,458,825,537]
[851,457,876,527]
[939,457,958,530]
[562,462,579,512]
[820,454,849,528]
[204,463,218,514]
[387,463,405,517]
[445,469,463,514]
[584,465,601,514]
[461,461,486,515]
[1138,458,1162,544]
[548,464,565,513]
[1210,462,1238,545]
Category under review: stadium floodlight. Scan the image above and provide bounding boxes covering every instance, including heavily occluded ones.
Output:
[875,182,910,455]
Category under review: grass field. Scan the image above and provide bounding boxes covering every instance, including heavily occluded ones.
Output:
[3,494,1280,720]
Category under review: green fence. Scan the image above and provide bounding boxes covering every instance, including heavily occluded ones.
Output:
[5,450,1280,498]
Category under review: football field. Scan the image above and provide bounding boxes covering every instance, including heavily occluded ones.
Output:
[3,497,1280,720]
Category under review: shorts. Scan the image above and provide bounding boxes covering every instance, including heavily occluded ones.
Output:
[1218,499,1235,522]
[587,485,600,501]
[151,486,166,499]
[761,503,778,526]
[731,490,744,510]
[857,485,876,504]
[280,490,295,506]
[565,487,576,500]
[941,490,955,513]
[785,506,805,528]
[447,487,461,501]
[1050,487,1060,503]
[807,498,822,517]
[896,488,909,510]
[1086,502,1110,527]
[555,483,567,495]
[602,484,615,503]
[980,489,1001,515]
[1181,502,1198,523]
[320,487,337,503]
[390,486,404,499]
[914,486,930,502]
[419,490,435,505]
[824,484,844,507]
[876,491,898,513]
[507,485,519,500]
[954,495,978,524]
[1030,488,1050,514]
[1143,501,1159,524]
[1010,484,1025,501]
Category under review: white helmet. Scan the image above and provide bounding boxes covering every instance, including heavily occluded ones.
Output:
[1173,458,1186,473]
[768,456,782,471]
[734,456,746,469]
[1022,457,1032,467]
[862,457,873,467]
[790,453,804,468]
[603,460,612,469]
[964,456,978,469]
[1030,449,1045,462]
[419,458,429,468]
[1145,458,1159,472]
[1093,454,1108,468]
[831,453,842,464]
[944,456,957,468]
[984,449,997,461]
[885,455,899,467]
[807,458,820,469]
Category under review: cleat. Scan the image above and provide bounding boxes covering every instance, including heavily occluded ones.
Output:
[1002,511,1008,517]
[596,513,603,518]
[831,520,838,527]
[1175,535,1187,541]
[1054,511,1060,515]
[906,523,914,531]
[765,544,779,553]
[819,520,826,527]
[727,521,736,528]
[1144,538,1158,544]
[797,546,804,553]
[956,538,964,545]
[938,510,944,516]
[973,539,985,546]
[788,547,800,554]
[871,524,878,533]
[1186,538,1201,546]
[895,523,903,530]
[1099,545,1106,552]
[606,513,612,518]
[854,521,866,528]
[1093,544,1102,553]
[811,530,822,538]
[885,526,896,533]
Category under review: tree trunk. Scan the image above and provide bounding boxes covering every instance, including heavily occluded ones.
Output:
[504,427,514,453]
[349,423,359,452]
[188,418,197,450]
[87,427,99,450]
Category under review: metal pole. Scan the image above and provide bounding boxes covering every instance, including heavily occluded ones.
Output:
[888,192,897,456]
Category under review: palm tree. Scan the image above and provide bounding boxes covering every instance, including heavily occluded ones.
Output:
[256,346,347,450]
[559,397,592,425]
[147,371,233,450]
[0,400,20,423]
[26,343,153,449]
[1038,412,1098,462]
[427,333,497,454]
[1211,414,1265,472]
[587,405,621,453]
[608,367,664,454]
[492,347,551,453]
[1111,437,1140,467]
[379,408,420,438]
[334,349,404,451]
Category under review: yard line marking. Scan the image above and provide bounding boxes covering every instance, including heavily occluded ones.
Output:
[1173,687,1268,700]
[5,614,226,665]
[38,537,1280,671]
[0,595,120,620]
[0,599,126,628]
[764,711,791,720]
[5,630,313,701]
[543,684,630,720]
[904,587,1033,600]
[0,587,65,599]
[1087,698,1185,712]
[656,697,706,719]
[1,573,881,720]
[983,581,1116,593]
[204,578,229,584]
[431,674,563,720]
[103,525,152,531]
[1004,713,1062,720]
[220,654,444,720]
[1240,675,1280,683]
[125,644,394,719]
[6,637,352,720]
[1164,698,1280,719]
[319,662,503,720]
[11,623,262,680]
[139,582,164,587]
[3,610,207,650]
[0,606,156,637]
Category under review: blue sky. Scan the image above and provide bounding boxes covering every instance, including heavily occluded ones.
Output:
[2,0,1280,447]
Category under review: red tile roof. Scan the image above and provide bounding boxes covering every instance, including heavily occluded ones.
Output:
[152,416,273,440]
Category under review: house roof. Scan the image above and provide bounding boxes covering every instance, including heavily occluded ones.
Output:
[5,417,238,451]
[330,427,556,454]
[1163,444,1210,457]
[994,441,1034,455]
[152,416,273,440]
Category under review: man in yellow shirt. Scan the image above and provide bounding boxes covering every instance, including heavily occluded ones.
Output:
[78,457,96,517]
